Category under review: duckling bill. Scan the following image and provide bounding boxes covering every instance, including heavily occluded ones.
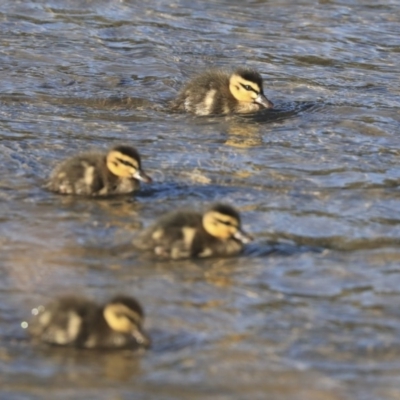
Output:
[133,203,253,259]
[171,68,273,116]
[46,145,151,196]
[25,295,150,350]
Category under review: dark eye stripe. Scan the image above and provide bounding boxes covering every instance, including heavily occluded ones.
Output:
[116,158,136,168]
[115,311,141,324]
[215,218,236,227]
[239,83,259,94]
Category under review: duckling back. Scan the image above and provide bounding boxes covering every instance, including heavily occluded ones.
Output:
[27,296,97,347]
[171,70,235,116]
[47,152,105,195]
[133,210,203,259]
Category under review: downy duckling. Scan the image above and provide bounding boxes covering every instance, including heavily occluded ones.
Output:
[24,295,150,350]
[171,68,274,116]
[47,145,152,196]
[133,203,252,259]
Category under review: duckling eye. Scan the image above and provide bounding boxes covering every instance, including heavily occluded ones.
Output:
[114,312,124,319]
[239,83,258,93]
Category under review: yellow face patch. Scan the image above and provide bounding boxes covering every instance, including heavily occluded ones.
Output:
[103,303,142,333]
[106,150,139,178]
[229,74,261,103]
[203,211,240,240]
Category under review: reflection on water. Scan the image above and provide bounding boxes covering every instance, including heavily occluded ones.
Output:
[1,0,400,399]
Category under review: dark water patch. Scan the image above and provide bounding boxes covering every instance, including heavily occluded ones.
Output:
[265,233,400,252]
[236,100,323,124]
[245,239,325,258]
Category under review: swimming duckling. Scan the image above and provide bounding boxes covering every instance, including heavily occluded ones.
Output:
[133,203,252,259]
[171,68,274,116]
[46,145,152,196]
[25,295,150,350]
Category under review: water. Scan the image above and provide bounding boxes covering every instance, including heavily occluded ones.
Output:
[1,0,400,399]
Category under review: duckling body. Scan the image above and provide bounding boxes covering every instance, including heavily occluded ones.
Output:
[47,145,151,196]
[133,203,252,259]
[171,68,273,116]
[26,295,150,350]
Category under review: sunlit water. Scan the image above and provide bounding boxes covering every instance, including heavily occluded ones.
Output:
[1,1,400,399]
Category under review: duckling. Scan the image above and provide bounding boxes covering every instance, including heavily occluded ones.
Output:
[171,68,274,116]
[133,203,252,259]
[25,295,150,350]
[46,145,152,196]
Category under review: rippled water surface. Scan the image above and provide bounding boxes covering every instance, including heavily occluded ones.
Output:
[1,0,400,399]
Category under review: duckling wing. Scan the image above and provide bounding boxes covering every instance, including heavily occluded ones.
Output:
[132,211,202,258]
[29,296,97,347]
[171,70,230,115]
[47,153,106,195]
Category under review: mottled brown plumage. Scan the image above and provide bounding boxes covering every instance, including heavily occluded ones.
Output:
[133,203,253,259]
[26,295,150,350]
[46,145,151,196]
[171,68,273,116]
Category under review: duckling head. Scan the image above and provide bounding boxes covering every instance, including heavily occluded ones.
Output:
[103,296,151,348]
[202,203,253,243]
[106,145,152,183]
[229,68,273,110]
